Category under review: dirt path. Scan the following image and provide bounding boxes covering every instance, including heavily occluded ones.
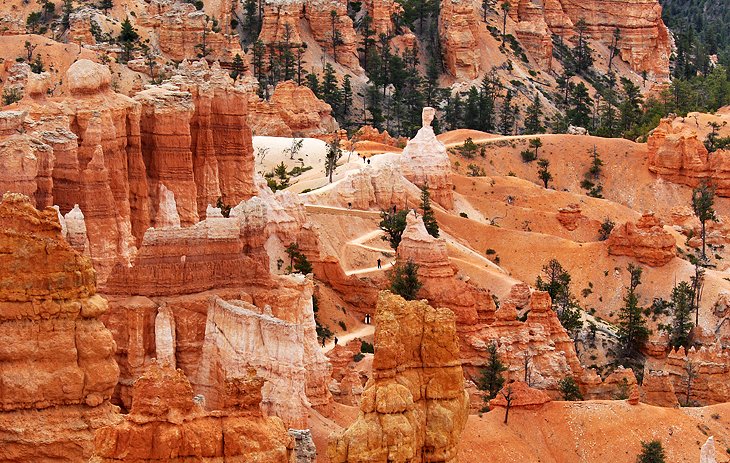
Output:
[323,325,375,353]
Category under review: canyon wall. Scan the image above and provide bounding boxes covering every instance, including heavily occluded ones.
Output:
[0,193,120,461]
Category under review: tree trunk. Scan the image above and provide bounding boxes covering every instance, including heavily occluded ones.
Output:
[701,220,706,261]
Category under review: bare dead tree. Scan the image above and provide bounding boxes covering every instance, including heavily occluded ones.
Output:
[501,385,514,424]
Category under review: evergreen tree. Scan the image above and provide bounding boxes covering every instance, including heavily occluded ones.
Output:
[498,89,516,135]
[535,259,583,336]
[636,440,666,463]
[568,82,593,129]
[379,209,409,249]
[559,376,583,401]
[420,184,439,238]
[478,71,498,132]
[284,242,313,274]
[573,18,593,72]
[98,0,112,13]
[252,40,265,85]
[669,281,694,350]
[341,75,353,126]
[692,181,717,262]
[619,77,643,137]
[618,263,649,358]
[500,1,510,38]
[321,63,342,116]
[580,145,604,197]
[61,0,72,30]
[537,158,552,188]
[524,93,545,134]
[477,343,507,401]
[325,134,342,183]
[444,93,463,131]
[230,53,245,80]
[118,17,139,63]
[389,259,422,300]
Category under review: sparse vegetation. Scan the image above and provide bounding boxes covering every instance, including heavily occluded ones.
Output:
[388,259,422,301]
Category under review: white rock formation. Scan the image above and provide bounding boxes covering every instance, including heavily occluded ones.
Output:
[701,436,717,463]
[156,183,181,228]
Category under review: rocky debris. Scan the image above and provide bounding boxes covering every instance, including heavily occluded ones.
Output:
[397,212,495,325]
[0,193,120,461]
[701,436,717,463]
[289,429,317,463]
[438,0,480,79]
[645,344,730,406]
[328,291,469,463]
[68,7,99,45]
[648,115,730,196]
[401,107,454,209]
[327,341,368,406]
[249,81,339,137]
[607,213,676,267]
[489,381,552,409]
[556,203,585,231]
[92,363,294,462]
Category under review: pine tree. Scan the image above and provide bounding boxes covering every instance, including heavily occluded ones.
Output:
[230,53,245,80]
[420,185,439,238]
[99,0,112,13]
[379,209,409,250]
[692,181,717,262]
[341,75,353,127]
[537,158,552,188]
[252,40,265,85]
[498,89,516,135]
[61,0,73,30]
[477,343,507,401]
[619,77,643,137]
[618,264,649,358]
[444,93,463,131]
[559,376,583,401]
[500,1,510,39]
[524,93,545,134]
[389,259,422,301]
[321,63,342,116]
[636,440,666,463]
[573,18,593,72]
[568,82,593,129]
[669,281,694,350]
[535,259,582,336]
[325,134,342,183]
[581,145,604,198]
[118,17,139,63]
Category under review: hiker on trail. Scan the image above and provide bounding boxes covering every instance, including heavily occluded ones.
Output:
[321,337,326,347]
[377,258,381,269]
[365,313,371,324]
[367,159,370,164]
[348,202,352,209]
[334,336,339,346]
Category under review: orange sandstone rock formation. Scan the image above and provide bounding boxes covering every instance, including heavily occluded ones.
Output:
[328,291,469,463]
[0,193,120,462]
[607,212,676,267]
[397,212,495,325]
[249,81,339,137]
[438,0,481,80]
[648,115,730,196]
[401,107,454,209]
[93,363,294,462]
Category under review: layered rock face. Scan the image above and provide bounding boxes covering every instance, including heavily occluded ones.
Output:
[139,0,242,62]
[397,213,495,325]
[506,0,670,79]
[102,183,331,427]
[438,0,481,80]
[648,115,730,196]
[0,193,120,461]
[364,0,403,36]
[4,59,257,284]
[93,363,294,462]
[401,108,454,209]
[645,344,730,406]
[195,291,331,428]
[137,60,257,220]
[328,291,469,463]
[607,213,676,267]
[258,0,359,69]
[249,81,339,137]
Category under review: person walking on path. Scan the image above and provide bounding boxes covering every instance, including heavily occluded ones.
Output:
[377,258,382,269]
[334,336,339,346]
